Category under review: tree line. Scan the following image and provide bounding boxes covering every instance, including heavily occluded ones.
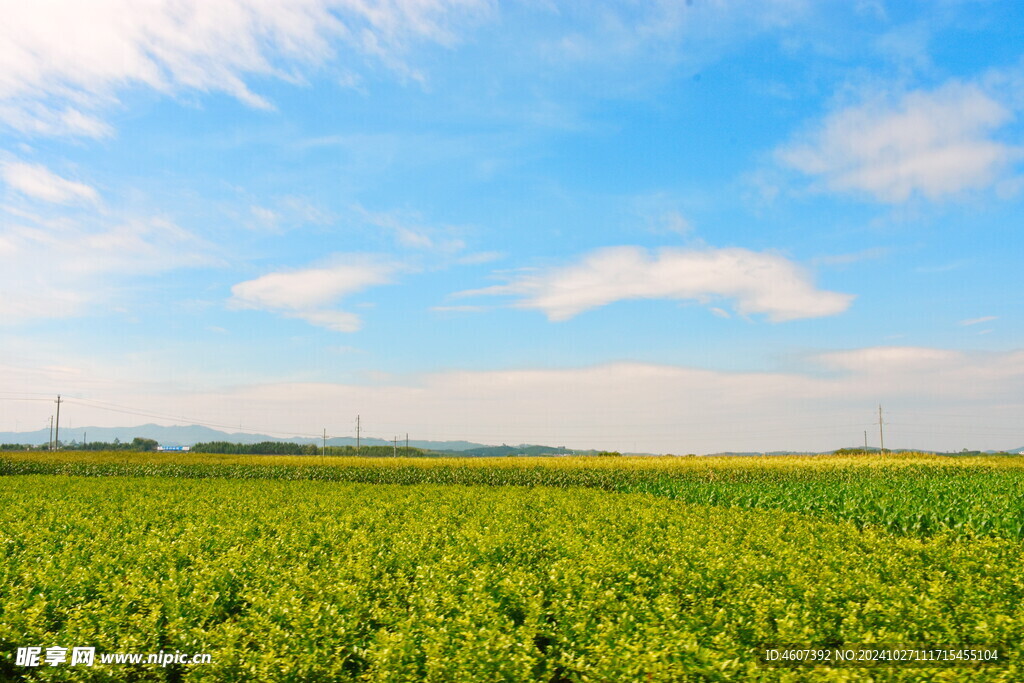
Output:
[1,437,159,451]
[190,441,430,457]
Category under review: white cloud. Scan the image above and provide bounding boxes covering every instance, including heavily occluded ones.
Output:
[459,246,853,322]
[0,211,216,322]
[0,0,491,137]
[229,258,397,332]
[816,346,960,373]
[230,261,393,310]
[779,81,1020,202]
[959,316,997,327]
[2,161,98,204]
[810,346,1024,404]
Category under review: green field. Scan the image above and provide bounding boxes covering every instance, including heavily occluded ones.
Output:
[2,452,1023,680]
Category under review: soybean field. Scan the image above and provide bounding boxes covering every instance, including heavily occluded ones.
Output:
[1,451,1023,680]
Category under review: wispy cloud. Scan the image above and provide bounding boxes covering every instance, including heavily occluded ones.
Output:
[457,251,503,266]
[287,309,364,334]
[0,210,216,322]
[779,80,1020,202]
[959,316,997,327]
[811,247,889,267]
[228,257,398,332]
[534,0,813,78]
[2,161,98,204]
[458,246,853,322]
[233,196,334,233]
[0,0,492,138]
[354,205,467,254]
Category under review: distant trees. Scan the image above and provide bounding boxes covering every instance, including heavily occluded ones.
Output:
[191,441,428,457]
[0,439,432,455]
[191,441,317,455]
[0,437,159,452]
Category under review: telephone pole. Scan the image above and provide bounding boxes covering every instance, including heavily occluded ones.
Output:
[864,430,867,450]
[393,436,397,457]
[54,394,62,450]
[356,415,360,452]
[405,433,409,450]
[323,428,327,457]
[878,404,885,453]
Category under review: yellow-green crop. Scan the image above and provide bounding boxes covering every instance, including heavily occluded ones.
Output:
[2,475,1023,681]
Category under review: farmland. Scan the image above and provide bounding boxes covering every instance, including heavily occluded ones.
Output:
[2,452,1023,680]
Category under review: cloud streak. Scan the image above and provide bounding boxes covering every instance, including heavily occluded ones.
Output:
[0,0,492,137]
[959,316,997,327]
[459,246,853,322]
[2,161,98,204]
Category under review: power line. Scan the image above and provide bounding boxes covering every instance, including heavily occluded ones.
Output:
[8,391,1018,451]
[878,404,884,452]
[54,395,62,450]
[63,397,326,440]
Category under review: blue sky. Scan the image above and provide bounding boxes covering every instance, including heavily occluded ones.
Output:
[1,0,1022,452]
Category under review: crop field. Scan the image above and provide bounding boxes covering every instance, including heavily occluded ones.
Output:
[2,452,1023,680]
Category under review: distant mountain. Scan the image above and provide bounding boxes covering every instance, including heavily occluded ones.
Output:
[4,424,1019,455]
[0,423,489,452]
[449,444,575,457]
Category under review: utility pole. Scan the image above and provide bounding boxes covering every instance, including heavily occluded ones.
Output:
[405,433,408,450]
[49,416,53,451]
[393,436,397,457]
[323,428,327,457]
[356,415,360,453]
[54,395,62,450]
[878,404,885,453]
[864,430,867,450]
